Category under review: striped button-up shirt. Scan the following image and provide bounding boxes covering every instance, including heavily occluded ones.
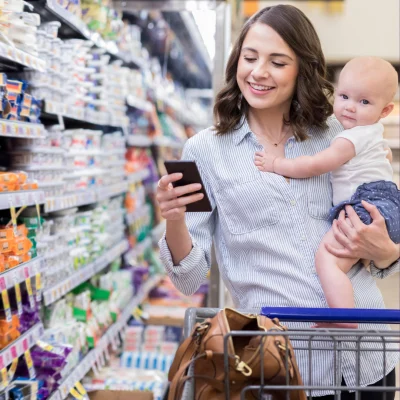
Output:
[159,116,399,395]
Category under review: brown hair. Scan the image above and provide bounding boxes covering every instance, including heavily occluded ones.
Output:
[213,5,334,141]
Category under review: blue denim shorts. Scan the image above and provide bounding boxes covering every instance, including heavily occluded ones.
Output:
[328,180,400,243]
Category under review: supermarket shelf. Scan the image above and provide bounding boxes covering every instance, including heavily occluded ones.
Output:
[42,239,129,306]
[43,101,128,129]
[127,134,153,147]
[126,203,151,226]
[44,190,97,213]
[0,190,45,210]
[96,181,129,202]
[48,274,163,400]
[0,42,47,72]
[29,0,90,39]
[45,182,128,213]
[126,95,153,112]
[126,169,150,184]
[153,136,185,149]
[151,221,166,244]
[0,257,43,292]
[0,323,44,371]
[28,0,143,70]
[0,120,46,138]
[124,236,152,263]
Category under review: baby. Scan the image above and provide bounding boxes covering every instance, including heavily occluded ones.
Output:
[255,57,399,327]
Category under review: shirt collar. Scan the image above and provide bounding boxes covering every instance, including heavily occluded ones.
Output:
[233,116,253,145]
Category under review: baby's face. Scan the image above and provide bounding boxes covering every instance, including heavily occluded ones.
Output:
[333,70,388,129]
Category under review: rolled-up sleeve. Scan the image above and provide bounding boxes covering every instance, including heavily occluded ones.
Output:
[158,139,216,296]
[369,259,399,279]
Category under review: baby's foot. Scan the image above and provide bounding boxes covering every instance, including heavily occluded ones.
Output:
[312,322,358,329]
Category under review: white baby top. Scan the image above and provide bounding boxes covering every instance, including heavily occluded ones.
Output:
[330,122,393,205]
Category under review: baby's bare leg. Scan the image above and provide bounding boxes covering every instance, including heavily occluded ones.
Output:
[314,228,359,328]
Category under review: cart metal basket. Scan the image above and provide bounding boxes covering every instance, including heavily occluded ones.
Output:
[178,307,400,400]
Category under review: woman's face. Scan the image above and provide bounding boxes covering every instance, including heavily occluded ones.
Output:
[237,23,299,113]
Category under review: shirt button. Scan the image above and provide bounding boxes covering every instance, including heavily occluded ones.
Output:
[300,235,307,241]
[290,200,296,206]
[287,142,293,149]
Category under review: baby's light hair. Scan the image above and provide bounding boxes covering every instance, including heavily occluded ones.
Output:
[340,57,398,103]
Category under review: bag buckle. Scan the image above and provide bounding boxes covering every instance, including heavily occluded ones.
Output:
[193,322,210,344]
[235,356,252,377]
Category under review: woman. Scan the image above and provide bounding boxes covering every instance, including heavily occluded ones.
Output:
[156,5,399,399]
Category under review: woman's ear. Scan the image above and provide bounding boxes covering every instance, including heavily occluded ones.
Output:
[380,102,394,119]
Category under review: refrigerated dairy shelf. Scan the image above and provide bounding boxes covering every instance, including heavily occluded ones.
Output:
[0,120,46,139]
[0,42,47,72]
[28,0,144,70]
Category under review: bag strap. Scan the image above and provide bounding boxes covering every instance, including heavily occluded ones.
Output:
[168,333,200,382]
[169,351,226,400]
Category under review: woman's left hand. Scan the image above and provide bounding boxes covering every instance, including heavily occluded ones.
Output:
[325,200,399,268]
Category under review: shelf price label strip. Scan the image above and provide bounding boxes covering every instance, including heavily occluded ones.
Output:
[0,323,44,373]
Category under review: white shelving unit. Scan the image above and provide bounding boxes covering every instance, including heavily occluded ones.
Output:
[43,239,129,306]
[127,169,150,185]
[0,120,46,138]
[0,191,45,211]
[47,275,163,400]
[0,42,47,72]
[0,257,43,291]
[0,323,44,371]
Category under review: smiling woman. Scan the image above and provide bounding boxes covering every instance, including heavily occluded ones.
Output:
[213,5,334,141]
[156,4,399,398]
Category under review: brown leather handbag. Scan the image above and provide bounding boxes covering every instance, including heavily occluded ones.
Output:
[168,308,306,400]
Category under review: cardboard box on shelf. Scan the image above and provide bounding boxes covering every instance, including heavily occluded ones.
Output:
[89,390,153,400]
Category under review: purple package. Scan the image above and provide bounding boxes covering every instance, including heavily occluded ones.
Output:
[19,303,41,333]
[31,342,72,369]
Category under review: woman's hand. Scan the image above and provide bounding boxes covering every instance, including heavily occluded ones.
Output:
[156,173,204,221]
[254,151,276,172]
[325,200,399,268]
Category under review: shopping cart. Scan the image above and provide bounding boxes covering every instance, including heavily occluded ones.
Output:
[178,307,400,400]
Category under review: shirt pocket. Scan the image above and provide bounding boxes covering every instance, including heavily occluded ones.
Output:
[216,178,279,235]
[307,173,333,220]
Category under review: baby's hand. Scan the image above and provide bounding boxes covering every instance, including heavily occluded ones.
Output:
[254,151,276,172]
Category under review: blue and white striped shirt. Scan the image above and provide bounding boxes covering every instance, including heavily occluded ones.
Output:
[159,116,399,395]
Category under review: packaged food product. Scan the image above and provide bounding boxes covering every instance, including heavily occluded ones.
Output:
[3,254,20,270]
[0,314,20,335]
[0,172,18,192]
[11,236,32,256]
[0,238,13,253]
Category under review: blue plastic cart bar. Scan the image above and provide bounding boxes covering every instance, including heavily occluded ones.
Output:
[260,307,400,324]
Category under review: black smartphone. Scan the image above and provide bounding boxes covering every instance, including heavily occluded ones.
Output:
[164,160,212,212]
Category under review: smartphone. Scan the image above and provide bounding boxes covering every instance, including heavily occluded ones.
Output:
[164,160,212,212]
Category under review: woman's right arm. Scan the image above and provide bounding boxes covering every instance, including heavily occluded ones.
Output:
[157,141,216,296]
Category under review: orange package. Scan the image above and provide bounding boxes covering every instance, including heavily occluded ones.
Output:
[0,172,18,192]
[0,254,4,272]
[21,182,38,190]
[0,315,20,335]
[0,224,27,240]
[11,237,32,256]
[3,255,20,270]
[0,238,13,254]
[0,329,20,350]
